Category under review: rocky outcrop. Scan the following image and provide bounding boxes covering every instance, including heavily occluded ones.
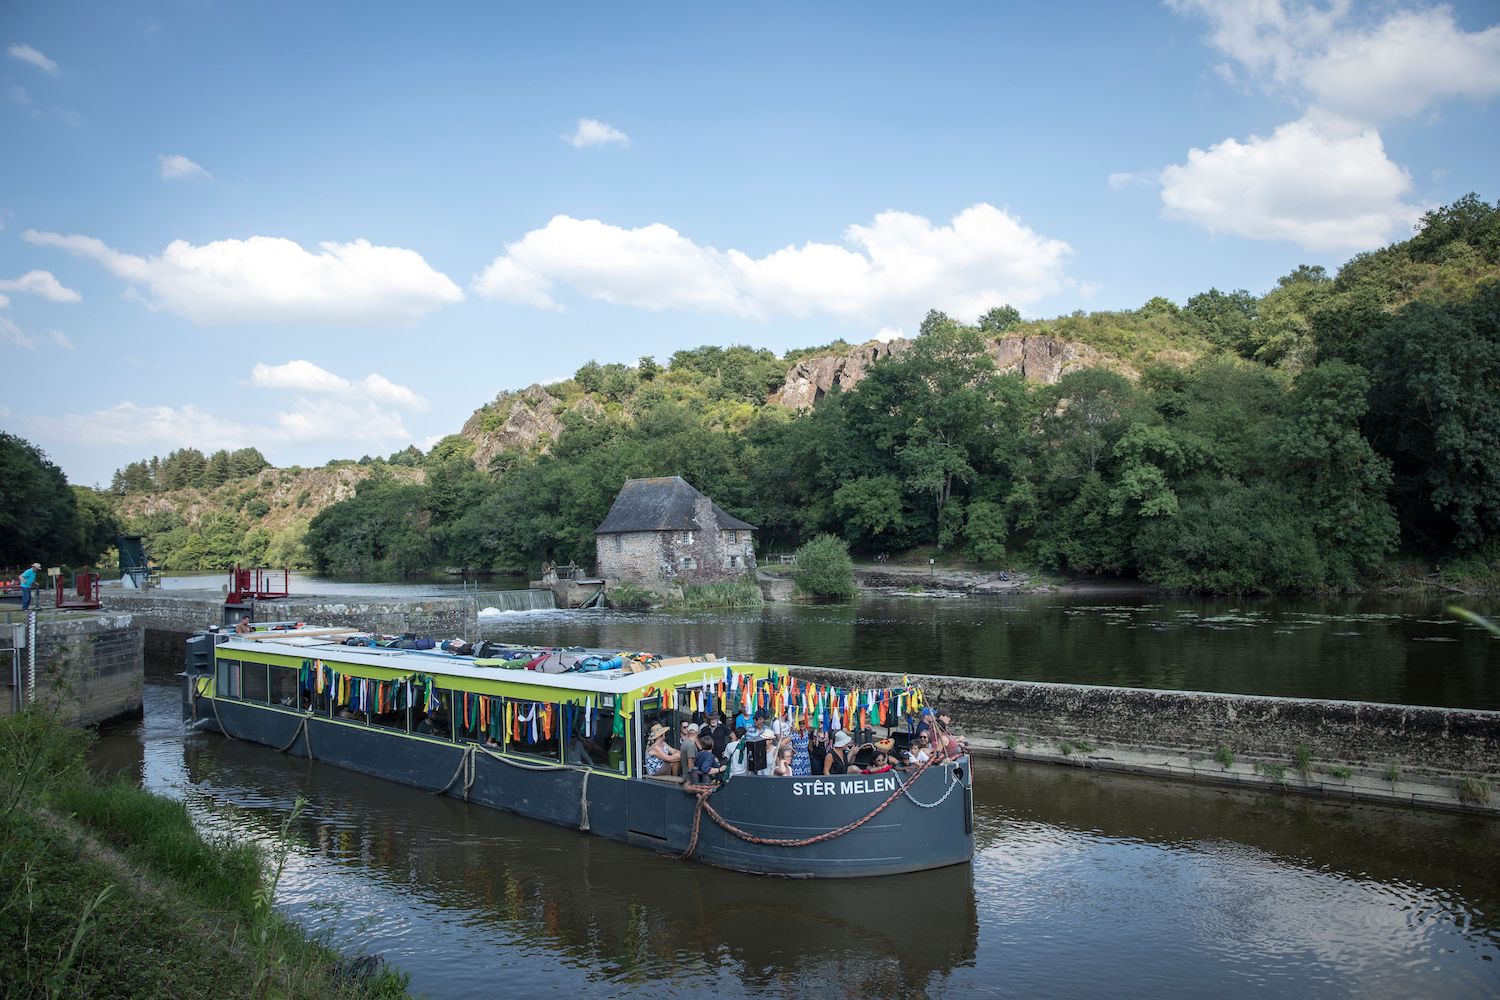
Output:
[771,340,911,408]
[462,385,603,471]
[770,334,1129,409]
[988,334,1127,385]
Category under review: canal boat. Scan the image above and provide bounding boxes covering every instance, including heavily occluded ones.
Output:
[180,625,975,878]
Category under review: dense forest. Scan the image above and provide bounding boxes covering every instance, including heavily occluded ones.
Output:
[303,197,1500,593]
[109,447,271,494]
[0,433,115,569]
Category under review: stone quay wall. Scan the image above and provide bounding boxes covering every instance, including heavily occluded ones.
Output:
[103,591,478,674]
[1,613,144,727]
[793,666,1500,814]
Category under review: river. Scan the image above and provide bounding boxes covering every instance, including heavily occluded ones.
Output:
[476,593,1500,710]
[95,680,1499,999]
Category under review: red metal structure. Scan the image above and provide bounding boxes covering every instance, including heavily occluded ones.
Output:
[226,566,291,604]
[55,571,102,610]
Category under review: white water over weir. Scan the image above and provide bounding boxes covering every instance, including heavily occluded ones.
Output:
[475,590,558,614]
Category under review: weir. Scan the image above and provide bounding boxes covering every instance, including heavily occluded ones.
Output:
[474,589,557,613]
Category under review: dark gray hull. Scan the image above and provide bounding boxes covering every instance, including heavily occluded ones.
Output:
[183,680,975,878]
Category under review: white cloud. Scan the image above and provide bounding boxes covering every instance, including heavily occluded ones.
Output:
[158,153,211,180]
[1159,113,1421,252]
[1107,171,1157,191]
[0,317,38,349]
[0,270,81,303]
[7,43,58,75]
[24,230,464,326]
[873,326,905,342]
[248,359,427,410]
[48,330,74,351]
[564,118,630,148]
[1169,1,1500,122]
[475,203,1072,325]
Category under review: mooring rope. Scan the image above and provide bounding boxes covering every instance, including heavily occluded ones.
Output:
[273,714,313,758]
[472,745,592,829]
[679,755,940,860]
[435,744,478,800]
[209,696,242,742]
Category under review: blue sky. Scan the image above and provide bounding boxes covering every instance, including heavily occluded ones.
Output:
[2,0,1497,485]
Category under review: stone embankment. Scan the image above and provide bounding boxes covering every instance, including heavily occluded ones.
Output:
[103,590,477,667]
[1,612,144,726]
[853,565,1056,596]
[794,666,1500,815]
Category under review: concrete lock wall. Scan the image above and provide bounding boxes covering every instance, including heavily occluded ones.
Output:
[104,591,477,641]
[793,666,1500,814]
[1,613,144,727]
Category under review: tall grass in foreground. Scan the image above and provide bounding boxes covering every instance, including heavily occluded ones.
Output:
[0,711,410,1000]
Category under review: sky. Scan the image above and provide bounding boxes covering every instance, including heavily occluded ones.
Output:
[2,0,1498,486]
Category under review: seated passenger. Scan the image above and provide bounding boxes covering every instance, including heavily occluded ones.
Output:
[935,709,967,757]
[691,734,723,784]
[824,731,854,774]
[865,752,894,774]
[772,745,793,776]
[643,723,679,777]
[235,615,253,635]
[908,733,932,766]
[567,730,592,766]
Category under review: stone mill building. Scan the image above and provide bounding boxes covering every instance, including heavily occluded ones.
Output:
[595,476,757,588]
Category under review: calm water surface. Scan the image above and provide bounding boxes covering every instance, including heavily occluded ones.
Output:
[480,593,1500,710]
[96,682,1499,999]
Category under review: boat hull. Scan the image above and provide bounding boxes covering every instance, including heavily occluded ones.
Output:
[183,678,974,878]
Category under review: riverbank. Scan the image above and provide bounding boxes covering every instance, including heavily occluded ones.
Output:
[0,712,410,999]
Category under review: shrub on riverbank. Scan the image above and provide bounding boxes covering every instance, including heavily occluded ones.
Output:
[0,711,410,999]
[794,535,857,600]
[606,582,658,610]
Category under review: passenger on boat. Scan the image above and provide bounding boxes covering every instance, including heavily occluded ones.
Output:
[908,733,932,766]
[934,709,966,759]
[734,705,752,730]
[807,727,829,776]
[789,717,812,776]
[724,727,750,777]
[692,735,723,784]
[643,724,679,777]
[678,722,700,778]
[704,711,731,758]
[772,745,794,776]
[567,729,593,766]
[824,731,854,775]
[235,615,253,635]
[864,752,894,774]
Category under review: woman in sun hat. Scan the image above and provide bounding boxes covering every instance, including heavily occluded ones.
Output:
[643,722,679,777]
[824,730,854,775]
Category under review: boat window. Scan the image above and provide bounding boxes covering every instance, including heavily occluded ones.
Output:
[634,696,661,778]
[269,666,299,709]
[506,699,561,762]
[215,658,241,699]
[561,703,625,774]
[242,662,270,703]
[415,688,454,740]
[368,677,411,733]
[312,670,333,717]
[332,678,368,724]
[456,692,504,746]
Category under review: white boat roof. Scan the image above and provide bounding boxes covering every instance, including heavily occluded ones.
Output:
[217,632,752,695]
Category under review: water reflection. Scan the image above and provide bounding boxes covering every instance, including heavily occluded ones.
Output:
[482,594,1500,709]
[93,683,1499,1000]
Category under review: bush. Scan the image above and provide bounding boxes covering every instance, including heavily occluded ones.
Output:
[606,582,657,610]
[793,534,857,599]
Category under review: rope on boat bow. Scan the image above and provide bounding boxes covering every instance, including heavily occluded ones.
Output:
[679,754,944,860]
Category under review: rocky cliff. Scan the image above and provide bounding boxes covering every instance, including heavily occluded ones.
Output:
[461,385,603,471]
[770,334,1130,409]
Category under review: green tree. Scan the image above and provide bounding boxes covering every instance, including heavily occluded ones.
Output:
[978,304,1022,333]
[793,534,857,599]
[0,434,83,566]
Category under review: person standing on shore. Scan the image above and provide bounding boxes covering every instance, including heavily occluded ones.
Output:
[19,563,40,611]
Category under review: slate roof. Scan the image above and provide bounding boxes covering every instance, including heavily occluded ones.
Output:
[595,476,756,534]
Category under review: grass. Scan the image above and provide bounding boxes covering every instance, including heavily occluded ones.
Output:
[1456,775,1492,806]
[1057,740,1074,756]
[665,579,764,610]
[1005,734,1018,752]
[1293,743,1314,781]
[1,710,410,1000]
[1255,762,1289,784]
[1323,765,1354,781]
[1215,745,1235,771]
[1384,762,1403,787]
